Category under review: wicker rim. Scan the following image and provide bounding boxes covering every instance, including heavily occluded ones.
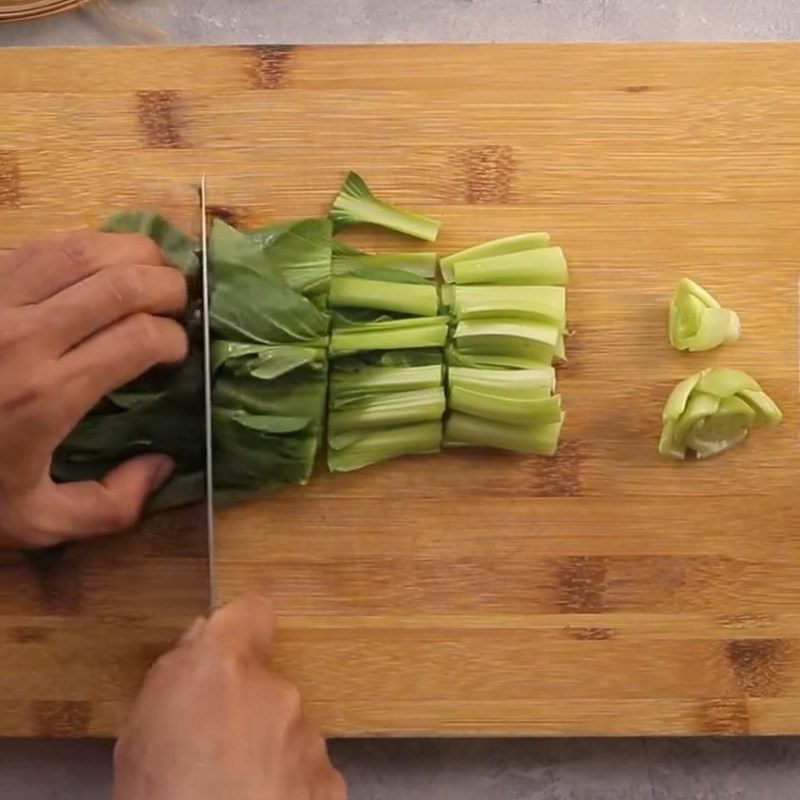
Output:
[0,0,95,22]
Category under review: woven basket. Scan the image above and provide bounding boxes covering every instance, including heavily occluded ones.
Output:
[0,0,94,22]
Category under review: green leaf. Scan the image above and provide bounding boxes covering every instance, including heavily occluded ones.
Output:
[209,219,330,346]
[333,252,438,279]
[247,218,333,298]
[103,210,199,276]
[329,171,440,242]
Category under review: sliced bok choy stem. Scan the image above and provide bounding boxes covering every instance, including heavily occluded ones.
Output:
[331,364,443,398]
[668,278,740,352]
[444,412,564,455]
[451,285,566,326]
[440,233,551,283]
[333,252,438,278]
[659,367,782,460]
[328,421,443,472]
[329,276,439,316]
[453,246,568,286]
[329,387,446,433]
[451,319,561,365]
[329,171,440,242]
[330,316,449,354]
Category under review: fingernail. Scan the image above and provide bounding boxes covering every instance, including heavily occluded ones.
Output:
[150,457,175,491]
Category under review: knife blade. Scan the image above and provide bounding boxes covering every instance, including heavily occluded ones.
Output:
[199,176,217,608]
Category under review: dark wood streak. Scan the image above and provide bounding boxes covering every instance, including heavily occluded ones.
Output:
[0,150,21,207]
[521,439,584,497]
[624,85,653,93]
[552,555,607,614]
[136,90,187,149]
[725,639,789,697]
[205,204,241,229]
[7,626,47,644]
[565,626,614,640]
[698,698,750,735]
[24,546,83,616]
[32,700,91,737]
[248,45,295,89]
[455,145,516,204]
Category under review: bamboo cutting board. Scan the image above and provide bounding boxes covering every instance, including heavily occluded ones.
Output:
[0,44,799,737]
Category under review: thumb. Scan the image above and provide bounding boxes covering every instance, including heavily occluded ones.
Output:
[43,454,174,541]
[202,593,276,662]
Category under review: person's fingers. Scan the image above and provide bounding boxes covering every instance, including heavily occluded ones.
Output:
[3,229,165,306]
[28,454,174,544]
[40,264,187,354]
[57,313,188,426]
[179,616,208,648]
[315,767,349,800]
[201,594,276,661]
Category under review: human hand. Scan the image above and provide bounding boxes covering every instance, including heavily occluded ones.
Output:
[113,594,347,800]
[0,228,188,548]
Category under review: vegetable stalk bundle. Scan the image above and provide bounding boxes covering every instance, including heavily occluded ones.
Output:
[327,248,447,471]
[441,235,568,455]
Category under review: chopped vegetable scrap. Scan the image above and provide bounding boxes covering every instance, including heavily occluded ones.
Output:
[669,278,740,352]
[659,368,782,460]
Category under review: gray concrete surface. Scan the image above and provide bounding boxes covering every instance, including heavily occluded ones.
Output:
[3,1,800,798]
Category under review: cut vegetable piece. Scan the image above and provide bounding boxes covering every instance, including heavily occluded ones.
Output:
[330,316,449,354]
[452,246,568,286]
[440,233,550,283]
[333,252,438,279]
[448,366,555,399]
[103,210,200,276]
[449,384,562,425]
[329,276,439,316]
[452,285,566,326]
[328,421,443,472]
[738,389,783,426]
[331,364,442,399]
[209,219,330,346]
[329,387,446,432]
[246,218,333,298]
[695,368,760,397]
[444,412,563,455]
[212,342,325,381]
[658,368,782,460]
[329,171,440,242]
[668,278,740,352]
[446,344,552,371]
[452,319,561,365]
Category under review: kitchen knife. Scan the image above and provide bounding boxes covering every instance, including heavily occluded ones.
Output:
[199,176,217,608]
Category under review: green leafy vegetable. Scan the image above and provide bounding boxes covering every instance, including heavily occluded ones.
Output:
[452,246,568,286]
[329,276,439,316]
[451,285,566,327]
[54,212,204,510]
[209,219,330,346]
[659,368,782,460]
[330,316,449,355]
[328,421,443,472]
[439,233,550,283]
[668,278,740,352]
[329,171,440,242]
[103,210,200,276]
[246,218,333,301]
[444,412,563,455]
[450,319,561,366]
[333,252,438,279]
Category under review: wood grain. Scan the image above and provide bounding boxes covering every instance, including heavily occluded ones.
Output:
[0,44,799,736]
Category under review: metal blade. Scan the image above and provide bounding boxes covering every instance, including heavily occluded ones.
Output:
[199,176,217,608]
